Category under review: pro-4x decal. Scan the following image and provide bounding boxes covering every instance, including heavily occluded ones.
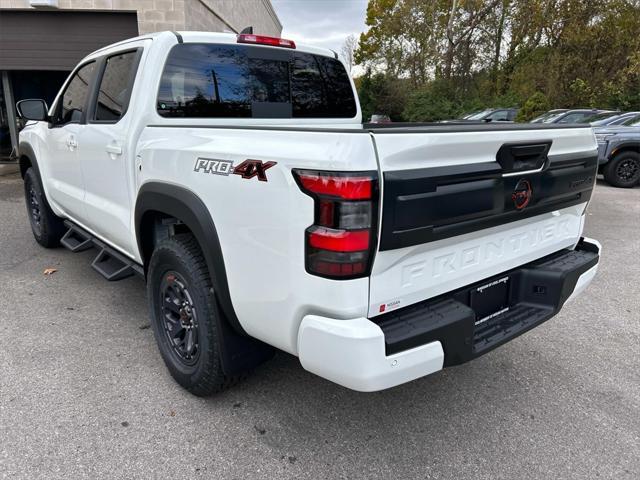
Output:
[194,158,234,176]
[232,159,277,182]
[194,158,277,182]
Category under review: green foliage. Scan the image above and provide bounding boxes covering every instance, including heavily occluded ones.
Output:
[403,88,457,122]
[516,92,551,122]
[354,0,640,122]
[357,70,408,121]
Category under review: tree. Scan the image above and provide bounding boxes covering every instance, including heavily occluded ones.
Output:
[516,92,551,122]
[354,0,640,120]
[356,70,408,121]
[403,84,457,122]
[341,34,358,72]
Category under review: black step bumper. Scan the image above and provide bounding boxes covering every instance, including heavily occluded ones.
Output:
[372,238,600,366]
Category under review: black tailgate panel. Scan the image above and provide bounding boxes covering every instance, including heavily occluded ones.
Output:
[379,152,597,251]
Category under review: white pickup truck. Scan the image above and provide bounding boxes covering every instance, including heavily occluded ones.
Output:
[16,31,601,395]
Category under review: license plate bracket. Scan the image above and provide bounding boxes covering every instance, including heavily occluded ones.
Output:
[471,276,510,324]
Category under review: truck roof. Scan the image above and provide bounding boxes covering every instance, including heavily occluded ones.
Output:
[88,30,338,61]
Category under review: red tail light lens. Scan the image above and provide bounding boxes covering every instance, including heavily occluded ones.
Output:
[308,228,370,252]
[293,170,378,279]
[296,173,372,199]
[237,34,296,49]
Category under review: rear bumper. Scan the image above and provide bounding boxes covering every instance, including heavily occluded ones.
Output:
[297,237,600,392]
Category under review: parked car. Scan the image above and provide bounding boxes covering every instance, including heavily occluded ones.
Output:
[594,121,640,187]
[531,108,613,124]
[530,109,569,123]
[16,31,601,395]
[580,111,622,124]
[458,108,518,122]
[369,114,391,124]
[591,111,640,126]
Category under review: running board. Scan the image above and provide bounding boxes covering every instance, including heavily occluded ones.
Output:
[60,226,93,252]
[61,221,143,281]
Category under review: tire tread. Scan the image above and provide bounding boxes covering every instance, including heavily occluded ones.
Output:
[603,151,640,188]
[148,233,241,396]
[24,168,65,248]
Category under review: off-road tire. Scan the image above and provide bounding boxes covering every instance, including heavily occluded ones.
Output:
[603,152,640,188]
[23,167,66,247]
[147,233,237,396]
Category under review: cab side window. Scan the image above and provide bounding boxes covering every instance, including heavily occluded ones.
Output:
[94,51,139,122]
[54,62,97,125]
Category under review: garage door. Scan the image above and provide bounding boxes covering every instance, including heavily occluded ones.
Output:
[0,10,138,71]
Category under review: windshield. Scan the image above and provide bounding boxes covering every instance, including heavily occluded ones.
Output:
[621,115,640,126]
[591,114,624,126]
[465,109,492,120]
[530,111,565,123]
[538,112,567,123]
[584,112,619,124]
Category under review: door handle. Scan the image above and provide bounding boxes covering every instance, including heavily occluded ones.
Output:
[105,144,123,156]
[66,138,78,149]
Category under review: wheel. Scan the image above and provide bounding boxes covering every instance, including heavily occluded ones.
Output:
[147,233,237,396]
[603,152,640,188]
[23,167,65,247]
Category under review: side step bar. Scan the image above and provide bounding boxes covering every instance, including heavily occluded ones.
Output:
[61,221,144,281]
[60,227,93,252]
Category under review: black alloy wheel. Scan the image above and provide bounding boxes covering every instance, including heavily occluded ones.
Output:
[616,157,639,183]
[603,152,640,188]
[27,180,42,237]
[159,271,200,366]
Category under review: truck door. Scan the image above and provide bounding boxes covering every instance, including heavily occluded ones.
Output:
[45,61,97,221]
[76,47,143,256]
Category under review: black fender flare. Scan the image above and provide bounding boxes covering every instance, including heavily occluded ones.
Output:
[134,182,273,375]
[610,141,640,159]
[18,141,59,216]
[18,141,41,178]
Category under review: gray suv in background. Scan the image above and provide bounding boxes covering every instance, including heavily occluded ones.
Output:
[594,119,640,187]
[530,109,615,124]
[460,108,518,122]
[591,112,640,126]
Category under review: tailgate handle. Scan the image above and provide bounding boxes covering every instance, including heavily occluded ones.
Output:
[496,141,551,176]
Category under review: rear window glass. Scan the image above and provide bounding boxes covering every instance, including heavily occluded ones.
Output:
[157,43,357,119]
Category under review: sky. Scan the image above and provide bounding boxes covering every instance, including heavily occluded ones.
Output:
[271,0,369,57]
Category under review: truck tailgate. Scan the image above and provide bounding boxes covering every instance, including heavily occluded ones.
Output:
[368,125,598,317]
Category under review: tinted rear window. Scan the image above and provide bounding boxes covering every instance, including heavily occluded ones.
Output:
[157,43,357,119]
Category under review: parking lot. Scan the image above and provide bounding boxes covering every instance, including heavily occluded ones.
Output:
[0,173,638,479]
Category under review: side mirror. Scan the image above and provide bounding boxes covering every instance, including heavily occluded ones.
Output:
[484,118,493,122]
[16,99,48,122]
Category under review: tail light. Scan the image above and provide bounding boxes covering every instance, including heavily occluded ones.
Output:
[293,169,379,279]
[237,34,296,49]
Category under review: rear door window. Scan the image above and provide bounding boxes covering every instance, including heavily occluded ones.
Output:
[94,50,139,122]
[157,43,356,119]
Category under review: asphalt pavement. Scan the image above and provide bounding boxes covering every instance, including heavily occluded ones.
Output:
[0,173,638,479]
